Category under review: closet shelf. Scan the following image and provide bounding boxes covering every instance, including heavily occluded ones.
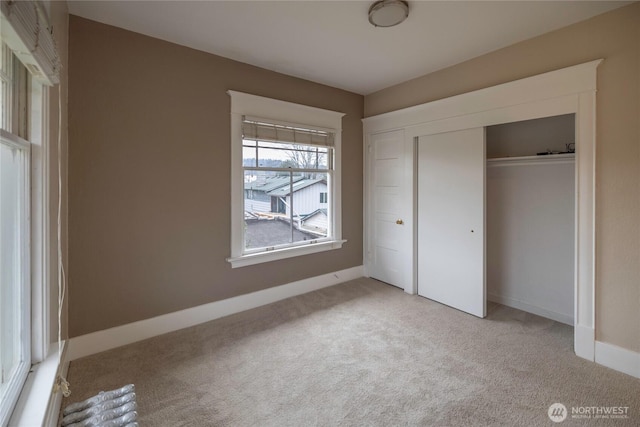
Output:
[487,153,575,166]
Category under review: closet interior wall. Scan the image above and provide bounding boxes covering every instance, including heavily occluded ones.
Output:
[486,115,576,325]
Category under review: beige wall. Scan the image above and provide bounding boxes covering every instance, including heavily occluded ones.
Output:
[365,3,640,352]
[68,16,364,337]
[49,0,69,343]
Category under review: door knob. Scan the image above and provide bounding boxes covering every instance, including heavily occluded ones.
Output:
[396,219,404,225]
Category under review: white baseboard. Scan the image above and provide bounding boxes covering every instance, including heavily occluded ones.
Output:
[68,266,364,361]
[488,293,573,325]
[574,324,595,361]
[595,341,640,379]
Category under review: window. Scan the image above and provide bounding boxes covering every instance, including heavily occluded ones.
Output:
[227,91,345,268]
[0,42,31,426]
[0,2,60,424]
[242,120,332,251]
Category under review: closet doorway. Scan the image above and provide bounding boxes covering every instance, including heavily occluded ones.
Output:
[486,115,576,325]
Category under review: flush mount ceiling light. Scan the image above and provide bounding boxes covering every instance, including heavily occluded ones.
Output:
[368,0,409,28]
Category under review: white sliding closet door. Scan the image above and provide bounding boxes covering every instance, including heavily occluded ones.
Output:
[418,128,486,318]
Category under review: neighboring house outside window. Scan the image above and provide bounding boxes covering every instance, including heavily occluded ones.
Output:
[265,179,328,220]
[227,91,345,268]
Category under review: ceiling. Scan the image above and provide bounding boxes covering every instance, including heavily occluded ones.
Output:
[67,1,631,95]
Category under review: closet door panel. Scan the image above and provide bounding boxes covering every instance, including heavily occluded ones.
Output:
[418,128,486,318]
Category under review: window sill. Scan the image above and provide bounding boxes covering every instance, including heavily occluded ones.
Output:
[9,342,65,427]
[227,239,346,268]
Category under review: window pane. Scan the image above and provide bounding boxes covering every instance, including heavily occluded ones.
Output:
[0,43,12,132]
[242,144,257,168]
[0,79,5,131]
[244,170,328,250]
[13,62,28,139]
[292,172,328,240]
[243,139,330,170]
[0,141,26,403]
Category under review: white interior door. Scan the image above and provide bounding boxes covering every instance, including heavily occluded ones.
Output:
[367,130,412,290]
[418,128,486,317]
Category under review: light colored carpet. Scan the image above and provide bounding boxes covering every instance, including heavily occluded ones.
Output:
[61,278,640,426]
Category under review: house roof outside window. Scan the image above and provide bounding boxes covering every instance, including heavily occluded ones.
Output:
[245,175,304,192]
[267,178,326,197]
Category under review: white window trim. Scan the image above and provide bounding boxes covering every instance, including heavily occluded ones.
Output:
[29,81,49,363]
[226,91,345,268]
